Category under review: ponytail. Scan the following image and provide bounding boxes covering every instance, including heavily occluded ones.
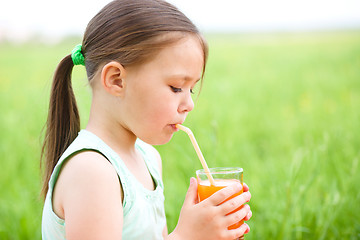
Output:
[41,54,80,199]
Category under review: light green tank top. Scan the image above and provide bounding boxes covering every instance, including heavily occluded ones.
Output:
[42,130,166,240]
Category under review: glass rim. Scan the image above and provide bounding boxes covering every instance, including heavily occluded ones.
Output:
[196,167,243,175]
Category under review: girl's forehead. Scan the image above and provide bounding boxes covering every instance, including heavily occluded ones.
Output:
[122,34,205,80]
[155,36,204,65]
[154,38,204,77]
[152,32,204,60]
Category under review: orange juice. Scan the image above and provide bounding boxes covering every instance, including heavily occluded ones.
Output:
[198,179,244,230]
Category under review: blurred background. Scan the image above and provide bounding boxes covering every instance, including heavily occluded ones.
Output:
[1,0,360,41]
[1,0,359,239]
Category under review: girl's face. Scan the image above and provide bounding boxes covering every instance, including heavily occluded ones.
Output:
[121,35,204,145]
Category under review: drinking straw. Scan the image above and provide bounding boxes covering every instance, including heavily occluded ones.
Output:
[176,124,215,185]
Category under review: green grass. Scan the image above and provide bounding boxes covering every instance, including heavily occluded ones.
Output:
[1,31,359,239]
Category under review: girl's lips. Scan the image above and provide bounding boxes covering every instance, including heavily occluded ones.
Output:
[170,124,180,131]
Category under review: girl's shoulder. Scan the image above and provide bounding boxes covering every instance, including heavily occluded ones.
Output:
[59,150,118,185]
[52,150,124,238]
[52,150,123,220]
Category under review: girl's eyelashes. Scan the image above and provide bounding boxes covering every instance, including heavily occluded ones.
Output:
[170,86,195,94]
[170,86,182,93]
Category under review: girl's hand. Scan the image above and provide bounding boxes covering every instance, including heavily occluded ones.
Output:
[168,178,252,240]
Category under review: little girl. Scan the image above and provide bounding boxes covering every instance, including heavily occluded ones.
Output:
[41,0,252,239]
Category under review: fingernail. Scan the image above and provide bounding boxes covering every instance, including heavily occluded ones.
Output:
[245,192,251,202]
[240,223,249,233]
[190,177,196,185]
[245,224,250,234]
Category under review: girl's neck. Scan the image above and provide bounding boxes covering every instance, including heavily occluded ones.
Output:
[86,116,138,157]
[84,114,156,192]
[86,113,153,190]
[86,89,139,155]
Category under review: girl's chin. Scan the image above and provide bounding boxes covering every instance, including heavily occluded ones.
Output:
[140,133,174,146]
[151,136,174,146]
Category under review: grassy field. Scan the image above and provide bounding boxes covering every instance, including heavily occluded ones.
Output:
[0,31,359,239]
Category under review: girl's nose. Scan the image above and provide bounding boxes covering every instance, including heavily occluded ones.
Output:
[178,92,194,113]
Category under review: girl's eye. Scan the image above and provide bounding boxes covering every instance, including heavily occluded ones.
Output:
[170,86,182,93]
[170,86,194,94]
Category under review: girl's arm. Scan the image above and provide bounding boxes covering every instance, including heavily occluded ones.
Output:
[52,151,124,240]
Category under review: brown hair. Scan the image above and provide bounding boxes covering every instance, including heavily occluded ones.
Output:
[41,0,208,199]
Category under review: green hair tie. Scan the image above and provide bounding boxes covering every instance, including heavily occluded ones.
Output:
[71,44,85,66]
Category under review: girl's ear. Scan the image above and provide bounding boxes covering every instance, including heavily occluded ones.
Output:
[101,61,127,96]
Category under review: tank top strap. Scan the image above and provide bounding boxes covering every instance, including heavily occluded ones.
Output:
[135,139,164,189]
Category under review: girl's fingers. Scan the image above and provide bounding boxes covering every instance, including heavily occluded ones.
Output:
[224,204,250,227]
[219,191,251,214]
[244,209,252,221]
[183,177,199,206]
[243,182,249,192]
[206,182,243,206]
[227,223,250,239]
[243,223,250,234]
